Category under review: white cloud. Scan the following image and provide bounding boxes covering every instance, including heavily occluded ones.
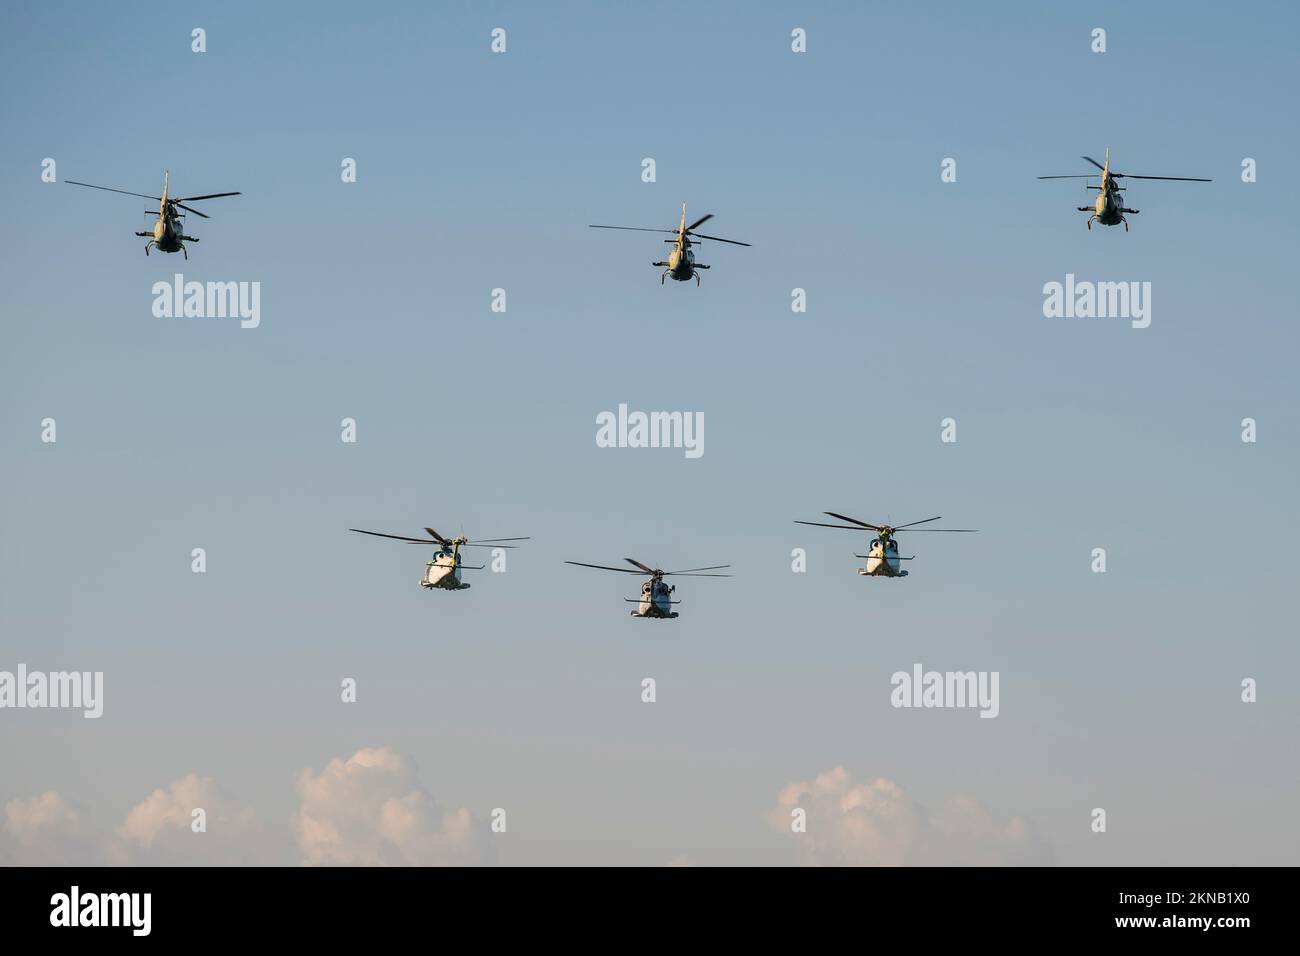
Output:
[769,766,1051,866]
[293,746,488,866]
[2,791,100,865]
[3,746,482,866]
[113,773,276,865]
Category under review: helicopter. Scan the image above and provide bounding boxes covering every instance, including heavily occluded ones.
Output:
[1038,149,1210,231]
[66,171,240,258]
[564,558,731,618]
[794,512,977,578]
[350,526,529,591]
[589,204,750,285]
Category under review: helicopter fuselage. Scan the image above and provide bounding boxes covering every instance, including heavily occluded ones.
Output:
[664,242,697,281]
[629,576,678,618]
[149,214,184,252]
[420,548,469,590]
[857,537,908,578]
[1090,181,1126,226]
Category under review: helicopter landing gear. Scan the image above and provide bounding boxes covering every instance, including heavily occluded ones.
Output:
[694,271,701,287]
[661,270,670,284]
[143,240,155,255]
[1086,215,1096,230]
[1121,217,1129,232]
[179,243,188,260]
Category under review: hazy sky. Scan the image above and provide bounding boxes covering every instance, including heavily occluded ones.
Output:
[2,0,1297,865]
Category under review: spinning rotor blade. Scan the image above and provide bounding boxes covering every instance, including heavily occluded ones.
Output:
[684,213,714,232]
[823,512,885,531]
[664,565,731,574]
[458,543,518,549]
[687,232,751,246]
[1037,175,1095,180]
[566,560,645,574]
[66,181,161,201]
[351,528,442,545]
[624,558,657,574]
[176,191,241,201]
[468,537,531,543]
[424,528,451,545]
[1110,173,1211,181]
[174,203,210,218]
[891,516,943,530]
[794,520,873,531]
[1075,156,1209,181]
[903,528,979,532]
[589,225,679,235]
[665,572,732,577]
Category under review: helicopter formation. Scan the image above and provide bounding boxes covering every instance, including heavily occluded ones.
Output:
[66,149,1210,265]
[349,511,975,618]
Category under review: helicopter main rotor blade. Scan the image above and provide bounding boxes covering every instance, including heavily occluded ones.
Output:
[664,572,733,577]
[423,528,451,545]
[891,516,943,530]
[176,191,242,201]
[66,181,161,201]
[624,558,657,574]
[174,203,210,218]
[1110,173,1212,181]
[1082,155,1107,171]
[684,213,714,232]
[687,232,751,247]
[794,520,874,531]
[664,564,731,574]
[902,528,979,532]
[467,537,531,543]
[823,512,885,531]
[351,528,441,545]
[589,225,679,235]
[565,560,645,574]
[1037,175,1096,180]
[458,543,519,549]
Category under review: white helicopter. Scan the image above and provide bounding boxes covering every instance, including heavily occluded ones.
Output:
[350,526,529,591]
[67,171,240,258]
[589,204,750,285]
[565,558,731,618]
[794,512,977,578]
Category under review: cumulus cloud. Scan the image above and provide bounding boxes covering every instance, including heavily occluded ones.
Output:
[293,746,489,866]
[2,791,100,865]
[769,766,1051,866]
[3,746,483,866]
[112,773,278,865]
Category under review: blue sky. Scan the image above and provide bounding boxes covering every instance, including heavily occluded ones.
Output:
[1,1,1297,865]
